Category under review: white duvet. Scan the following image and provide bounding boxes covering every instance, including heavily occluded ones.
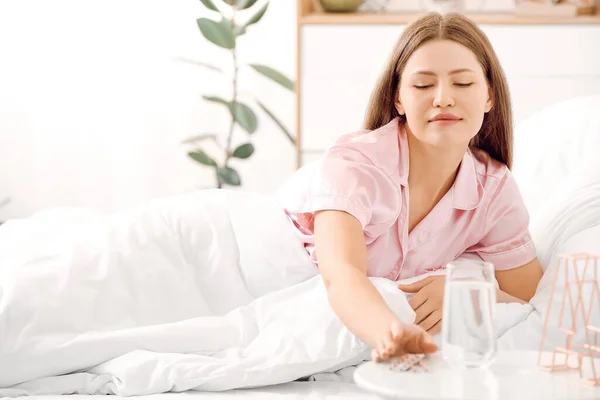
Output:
[0,189,412,396]
[0,183,597,396]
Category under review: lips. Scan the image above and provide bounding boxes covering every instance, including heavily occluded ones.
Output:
[429,113,461,122]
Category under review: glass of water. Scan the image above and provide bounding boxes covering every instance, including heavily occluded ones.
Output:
[441,257,497,368]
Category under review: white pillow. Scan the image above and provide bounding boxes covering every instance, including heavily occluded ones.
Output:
[530,176,600,270]
[508,95,600,354]
[512,94,600,218]
[512,95,600,271]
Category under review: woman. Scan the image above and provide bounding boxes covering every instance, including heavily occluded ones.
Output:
[276,12,543,362]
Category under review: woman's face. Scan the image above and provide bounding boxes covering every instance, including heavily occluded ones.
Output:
[397,39,493,149]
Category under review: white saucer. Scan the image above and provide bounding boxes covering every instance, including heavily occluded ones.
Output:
[353,351,600,400]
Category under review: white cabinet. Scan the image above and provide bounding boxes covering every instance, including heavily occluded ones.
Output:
[296,13,600,165]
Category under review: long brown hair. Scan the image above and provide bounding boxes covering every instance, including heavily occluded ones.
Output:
[363,12,513,168]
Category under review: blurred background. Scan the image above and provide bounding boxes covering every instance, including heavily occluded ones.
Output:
[0,0,296,219]
[1,0,599,220]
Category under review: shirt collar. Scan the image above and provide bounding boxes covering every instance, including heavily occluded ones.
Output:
[396,121,484,210]
[452,149,485,211]
[396,121,409,187]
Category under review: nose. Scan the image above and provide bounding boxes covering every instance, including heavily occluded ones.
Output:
[432,83,455,108]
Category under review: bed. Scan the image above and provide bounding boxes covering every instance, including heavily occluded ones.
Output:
[16,382,379,400]
[2,95,600,399]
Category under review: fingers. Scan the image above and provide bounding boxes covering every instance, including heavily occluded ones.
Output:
[398,276,433,293]
[373,323,403,362]
[371,348,382,362]
[414,299,436,325]
[372,321,438,363]
[408,289,427,310]
[420,335,438,353]
[377,331,393,360]
[418,310,442,332]
[402,324,438,354]
[427,320,442,335]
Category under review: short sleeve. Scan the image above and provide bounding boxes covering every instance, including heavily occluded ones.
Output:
[468,171,537,270]
[276,144,401,236]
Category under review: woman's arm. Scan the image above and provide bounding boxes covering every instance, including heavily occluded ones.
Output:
[314,210,436,360]
[495,258,544,303]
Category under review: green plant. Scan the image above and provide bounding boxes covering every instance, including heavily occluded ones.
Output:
[182,0,295,188]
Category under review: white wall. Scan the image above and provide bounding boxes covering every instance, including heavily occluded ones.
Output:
[0,0,296,219]
[1,0,598,221]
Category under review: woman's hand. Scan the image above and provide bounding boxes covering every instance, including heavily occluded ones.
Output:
[371,320,438,362]
[398,276,446,335]
[313,210,438,363]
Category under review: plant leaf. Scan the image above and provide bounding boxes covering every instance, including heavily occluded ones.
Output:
[249,64,294,91]
[243,2,268,28]
[256,99,295,145]
[203,96,257,134]
[188,150,218,167]
[203,95,231,108]
[197,18,235,49]
[234,24,247,36]
[217,166,241,186]
[181,133,218,144]
[203,95,233,120]
[237,0,259,10]
[173,57,224,74]
[232,143,255,159]
[232,102,258,134]
[199,0,220,12]
[221,20,246,38]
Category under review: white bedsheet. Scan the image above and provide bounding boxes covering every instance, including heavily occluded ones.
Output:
[0,183,596,397]
[15,381,381,400]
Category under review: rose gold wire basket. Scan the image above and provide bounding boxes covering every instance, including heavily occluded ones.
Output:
[537,253,600,386]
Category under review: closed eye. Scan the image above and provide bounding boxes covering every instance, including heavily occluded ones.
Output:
[414,83,473,89]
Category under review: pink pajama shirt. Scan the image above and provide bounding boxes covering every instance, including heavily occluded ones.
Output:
[276,118,536,280]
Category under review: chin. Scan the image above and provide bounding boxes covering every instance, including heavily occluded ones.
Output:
[426,127,472,143]
[421,134,466,149]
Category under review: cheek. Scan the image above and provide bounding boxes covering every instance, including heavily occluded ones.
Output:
[402,94,428,119]
[463,91,489,118]
[461,93,488,136]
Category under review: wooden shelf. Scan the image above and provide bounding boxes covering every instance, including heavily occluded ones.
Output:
[299,12,600,25]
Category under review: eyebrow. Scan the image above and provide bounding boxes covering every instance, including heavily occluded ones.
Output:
[412,68,475,76]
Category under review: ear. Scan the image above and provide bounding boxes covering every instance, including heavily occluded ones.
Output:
[394,92,405,116]
[485,87,494,113]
